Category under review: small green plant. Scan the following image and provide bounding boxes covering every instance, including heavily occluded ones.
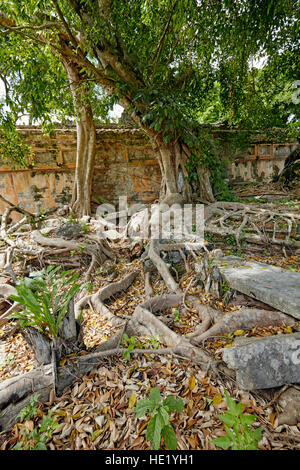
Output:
[121,334,137,360]
[225,235,236,247]
[0,352,15,368]
[9,266,80,339]
[234,247,244,257]
[134,387,184,450]
[221,280,230,294]
[212,391,262,450]
[71,245,85,256]
[29,210,47,229]
[205,233,218,243]
[173,309,180,323]
[12,393,58,450]
[13,412,58,450]
[80,222,89,233]
[68,214,77,224]
[84,282,93,293]
[17,393,40,422]
[146,335,160,349]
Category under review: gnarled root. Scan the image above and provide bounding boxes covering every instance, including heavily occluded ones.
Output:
[189,307,296,344]
[205,201,300,249]
[75,271,138,322]
[148,239,182,294]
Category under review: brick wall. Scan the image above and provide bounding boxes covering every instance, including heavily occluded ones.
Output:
[0,126,161,217]
[0,126,297,217]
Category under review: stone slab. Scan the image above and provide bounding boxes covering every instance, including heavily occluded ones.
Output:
[222,332,300,390]
[215,256,300,320]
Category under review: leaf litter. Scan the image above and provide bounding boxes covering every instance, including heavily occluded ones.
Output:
[0,237,300,450]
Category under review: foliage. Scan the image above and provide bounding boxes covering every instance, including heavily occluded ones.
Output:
[1,1,298,141]
[173,309,180,323]
[13,394,58,450]
[0,123,33,167]
[17,393,40,422]
[145,335,160,349]
[212,391,262,450]
[134,387,184,450]
[9,265,80,339]
[0,24,115,166]
[121,333,160,359]
[121,333,137,360]
[0,0,298,200]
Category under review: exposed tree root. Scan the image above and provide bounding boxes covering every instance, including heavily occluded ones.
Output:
[148,239,182,294]
[205,201,300,248]
[1,204,300,437]
[144,272,154,299]
[74,271,138,320]
[0,284,19,328]
[189,307,296,344]
[0,208,41,255]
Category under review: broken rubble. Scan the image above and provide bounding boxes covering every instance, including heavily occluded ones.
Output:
[222,332,300,390]
[212,256,300,320]
[56,222,84,239]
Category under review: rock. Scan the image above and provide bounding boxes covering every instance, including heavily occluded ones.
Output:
[209,248,224,259]
[277,388,300,425]
[56,222,83,240]
[222,332,300,390]
[80,216,90,224]
[56,205,69,216]
[161,250,182,265]
[214,256,300,320]
[159,238,185,264]
[40,218,61,235]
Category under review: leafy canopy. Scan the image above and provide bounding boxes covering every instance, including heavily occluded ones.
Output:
[1,0,298,142]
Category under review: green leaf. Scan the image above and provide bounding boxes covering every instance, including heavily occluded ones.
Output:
[212,436,232,450]
[158,407,170,426]
[240,414,257,426]
[149,387,161,405]
[123,350,130,360]
[161,424,178,450]
[224,391,241,416]
[146,414,163,450]
[225,425,236,441]
[162,396,184,413]
[219,412,238,427]
[134,399,153,418]
[253,427,262,442]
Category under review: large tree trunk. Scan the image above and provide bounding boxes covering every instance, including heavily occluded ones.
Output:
[150,135,215,205]
[63,59,96,217]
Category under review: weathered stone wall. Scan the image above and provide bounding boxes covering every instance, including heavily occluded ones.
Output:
[0,126,161,217]
[0,126,297,217]
[229,138,297,183]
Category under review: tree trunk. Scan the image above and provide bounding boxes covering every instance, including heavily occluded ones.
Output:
[63,59,96,217]
[150,135,215,205]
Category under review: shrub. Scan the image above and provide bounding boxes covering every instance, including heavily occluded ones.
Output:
[134,387,184,450]
[9,266,80,339]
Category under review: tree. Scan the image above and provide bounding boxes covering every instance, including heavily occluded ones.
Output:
[0,0,299,210]
[0,10,115,215]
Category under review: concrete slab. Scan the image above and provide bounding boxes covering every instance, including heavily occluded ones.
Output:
[222,332,300,390]
[215,256,300,320]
